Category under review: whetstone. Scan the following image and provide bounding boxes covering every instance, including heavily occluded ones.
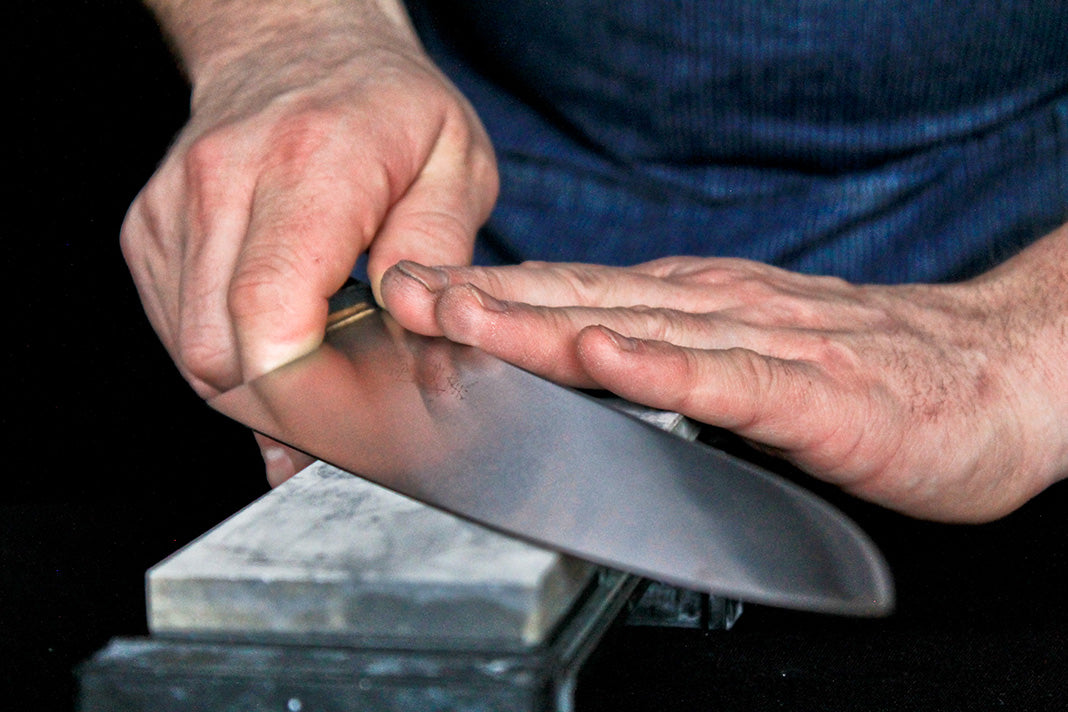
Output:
[148,460,595,648]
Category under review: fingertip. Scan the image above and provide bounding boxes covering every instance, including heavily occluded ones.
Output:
[379,261,452,335]
[366,237,469,306]
[394,260,452,292]
[371,259,437,309]
[262,445,295,487]
[255,433,315,487]
[247,330,326,383]
[229,278,328,380]
[364,211,475,297]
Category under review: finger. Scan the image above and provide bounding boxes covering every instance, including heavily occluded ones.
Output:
[431,283,601,386]
[575,326,797,434]
[381,261,707,339]
[254,433,316,487]
[426,281,837,376]
[365,112,498,303]
[124,176,241,398]
[424,283,761,386]
[384,261,660,321]
[382,258,815,338]
[120,195,176,350]
[574,325,875,482]
[228,169,376,382]
[176,144,256,394]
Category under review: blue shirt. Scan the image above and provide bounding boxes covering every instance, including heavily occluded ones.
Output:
[407,1,1068,282]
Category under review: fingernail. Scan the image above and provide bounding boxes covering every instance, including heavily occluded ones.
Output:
[602,327,638,351]
[262,445,294,485]
[395,261,450,292]
[468,284,507,312]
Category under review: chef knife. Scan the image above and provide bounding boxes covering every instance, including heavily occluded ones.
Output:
[210,281,894,616]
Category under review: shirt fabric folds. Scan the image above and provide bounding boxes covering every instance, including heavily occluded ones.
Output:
[406,0,1068,283]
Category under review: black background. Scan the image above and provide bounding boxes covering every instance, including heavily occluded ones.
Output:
[5,2,1066,710]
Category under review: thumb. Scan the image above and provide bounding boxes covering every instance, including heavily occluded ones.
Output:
[365,125,498,303]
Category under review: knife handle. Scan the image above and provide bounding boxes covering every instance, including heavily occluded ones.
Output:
[326,279,377,333]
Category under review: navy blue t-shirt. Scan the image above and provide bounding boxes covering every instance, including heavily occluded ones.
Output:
[406,1,1068,283]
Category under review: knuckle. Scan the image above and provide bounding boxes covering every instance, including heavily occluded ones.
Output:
[807,335,860,371]
[661,347,706,412]
[172,314,236,392]
[639,344,734,420]
[268,110,339,166]
[476,269,510,299]
[760,294,823,326]
[175,330,229,383]
[459,119,499,179]
[121,170,177,250]
[188,110,345,188]
[626,305,687,343]
[184,129,234,181]
[553,263,611,302]
[733,351,778,427]
[716,260,771,287]
[416,207,472,243]
[120,193,171,278]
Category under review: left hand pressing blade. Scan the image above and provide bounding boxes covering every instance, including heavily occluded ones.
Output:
[380,252,1067,523]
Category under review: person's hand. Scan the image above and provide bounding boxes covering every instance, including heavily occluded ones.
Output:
[121,1,497,483]
[380,234,1068,522]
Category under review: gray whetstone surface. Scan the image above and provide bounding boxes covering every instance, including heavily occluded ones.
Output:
[149,461,596,646]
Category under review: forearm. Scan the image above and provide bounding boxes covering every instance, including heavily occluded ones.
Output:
[143,0,420,89]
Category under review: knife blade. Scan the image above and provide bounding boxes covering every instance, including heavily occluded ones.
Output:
[210,281,894,616]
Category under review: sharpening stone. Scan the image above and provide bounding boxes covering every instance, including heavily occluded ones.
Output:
[148,460,596,648]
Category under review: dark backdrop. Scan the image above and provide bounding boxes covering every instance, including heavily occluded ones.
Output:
[5,2,270,708]
[4,2,1066,710]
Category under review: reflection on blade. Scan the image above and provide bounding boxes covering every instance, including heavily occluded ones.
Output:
[210,308,894,616]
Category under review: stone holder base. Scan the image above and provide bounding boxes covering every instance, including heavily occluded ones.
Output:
[79,570,637,712]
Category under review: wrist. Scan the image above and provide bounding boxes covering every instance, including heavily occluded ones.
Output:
[966,224,1068,494]
[146,0,421,96]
